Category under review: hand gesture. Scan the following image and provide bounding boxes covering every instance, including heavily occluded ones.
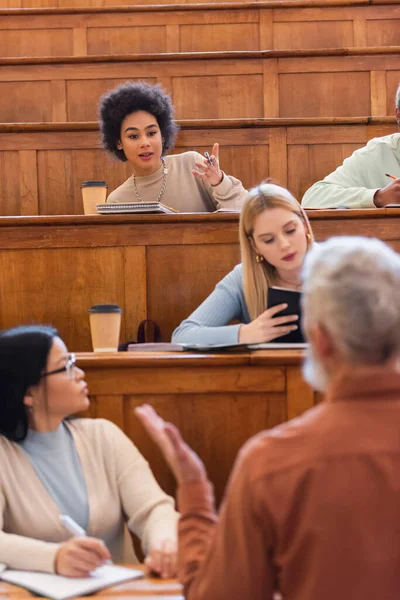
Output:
[55,537,111,577]
[135,404,206,485]
[145,537,177,579]
[238,303,299,344]
[374,177,400,207]
[192,142,223,187]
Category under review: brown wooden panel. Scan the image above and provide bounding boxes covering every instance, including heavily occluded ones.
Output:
[66,77,157,121]
[172,75,264,119]
[124,390,287,503]
[0,152,21,216]
[386,70,400,115]
[146,243,240,340]
[180,23,259,52]
[0,28,73,57]
[366,19,400,47]
[280,72,371,118]
[273,20,353,50]
[37,149,132,214]
[87,27,167,55]
[0,247,129,351]
[0,82,52,122]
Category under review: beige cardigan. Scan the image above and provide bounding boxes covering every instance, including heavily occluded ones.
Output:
[106,151,248,212]
[0,419,179,573]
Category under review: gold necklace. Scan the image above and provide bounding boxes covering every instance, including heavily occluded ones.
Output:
[132,158,168,203]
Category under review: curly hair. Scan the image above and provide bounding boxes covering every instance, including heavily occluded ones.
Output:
[98,81,179,162]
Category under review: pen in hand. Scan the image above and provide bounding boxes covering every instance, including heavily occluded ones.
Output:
[59,515,113,565]
[204,151,213,167]
[385,173,397,180]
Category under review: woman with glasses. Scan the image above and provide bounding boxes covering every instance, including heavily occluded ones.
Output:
[172,183,314,345]
[0,325,178,578]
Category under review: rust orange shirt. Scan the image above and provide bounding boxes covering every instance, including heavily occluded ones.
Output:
[178,366,400,600]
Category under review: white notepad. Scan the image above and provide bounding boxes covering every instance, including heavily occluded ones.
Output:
[0,564,143,600]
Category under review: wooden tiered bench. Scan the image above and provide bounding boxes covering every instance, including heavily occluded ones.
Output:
[0,47,398,123]
[1,209,400,349]
[0,1,398,55]
[0,117,396,215]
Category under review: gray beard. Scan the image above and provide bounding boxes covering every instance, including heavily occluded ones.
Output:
[302,345,330,393]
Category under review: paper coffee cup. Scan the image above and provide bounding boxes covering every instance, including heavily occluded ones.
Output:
[81,181,108,215]
[88,304,122,352]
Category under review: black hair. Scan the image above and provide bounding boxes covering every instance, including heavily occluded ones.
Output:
[0,325,58,442]
[98,81,180,161]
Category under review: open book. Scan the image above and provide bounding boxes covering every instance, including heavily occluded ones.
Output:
[96,202,178,214]
[0,563,143,600]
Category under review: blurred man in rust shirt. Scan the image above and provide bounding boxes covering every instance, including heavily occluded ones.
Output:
[136,235,400,600]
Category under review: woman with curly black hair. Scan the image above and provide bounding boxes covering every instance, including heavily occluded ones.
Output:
[99,81,248,212]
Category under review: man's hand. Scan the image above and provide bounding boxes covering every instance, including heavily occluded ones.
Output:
[135,405,207,484]
[374,178,400,207]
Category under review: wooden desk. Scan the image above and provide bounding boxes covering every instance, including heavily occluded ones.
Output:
[1,210,400,350]
[76,350,317,504]
[0,565,183,598]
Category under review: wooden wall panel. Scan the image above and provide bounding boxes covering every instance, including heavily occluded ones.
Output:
[172,74,264,120]
[0,152,21,216]
[86,27,167,55]
[179,23,260,52]
[366,20,400,47]
[0,3,399,54]
[124,390,287,504]
[0,82,53,122]
[273,21,354,50]
[387,71,400,115]
[146,244,241,340]
[0,51,397,123]
[66,78,157,121]
[279,72,371,118]
[0,29,73,58]
[37,149,132,215]
[0,246,147,351]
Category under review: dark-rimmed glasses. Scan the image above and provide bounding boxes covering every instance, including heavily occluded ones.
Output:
[41,353,77,381]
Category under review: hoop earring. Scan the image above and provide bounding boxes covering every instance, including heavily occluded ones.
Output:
[256,253,264,263]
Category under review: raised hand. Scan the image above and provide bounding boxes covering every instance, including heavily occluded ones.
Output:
[192,142,224,187]
[135,405,206,484]
[238,303,299,344]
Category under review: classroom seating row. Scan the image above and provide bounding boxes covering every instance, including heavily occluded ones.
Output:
[0,48,398,123]
[0,1,398,56]
[0,118,394,216]
[77,350,318,504]
[1,210,400,351]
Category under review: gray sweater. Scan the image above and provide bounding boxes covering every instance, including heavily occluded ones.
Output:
[172,264,251,344]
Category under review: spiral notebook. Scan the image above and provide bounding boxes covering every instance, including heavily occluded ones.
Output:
[96,202,178,214]
[0,563,143,600]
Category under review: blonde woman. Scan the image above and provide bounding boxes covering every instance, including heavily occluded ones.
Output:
[172,183,314,345]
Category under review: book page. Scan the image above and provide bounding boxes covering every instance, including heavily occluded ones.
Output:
[1,564,143,600]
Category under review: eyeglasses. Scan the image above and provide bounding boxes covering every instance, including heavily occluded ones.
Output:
[41,353,77,381]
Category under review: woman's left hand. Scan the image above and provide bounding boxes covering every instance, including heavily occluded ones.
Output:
[145,537,177,579]
[192,142,224,187]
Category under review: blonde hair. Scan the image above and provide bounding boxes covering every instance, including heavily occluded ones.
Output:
[239,183,314,320]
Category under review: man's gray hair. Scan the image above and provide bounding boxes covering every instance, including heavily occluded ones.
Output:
[396,82,400,110]
[302,236,400,365]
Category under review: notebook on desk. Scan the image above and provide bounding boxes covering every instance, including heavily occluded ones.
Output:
[0,564,143,600]
[96,202,178,214]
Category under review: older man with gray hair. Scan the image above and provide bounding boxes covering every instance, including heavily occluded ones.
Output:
[135,236,400,600]
[302,83,400,208]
